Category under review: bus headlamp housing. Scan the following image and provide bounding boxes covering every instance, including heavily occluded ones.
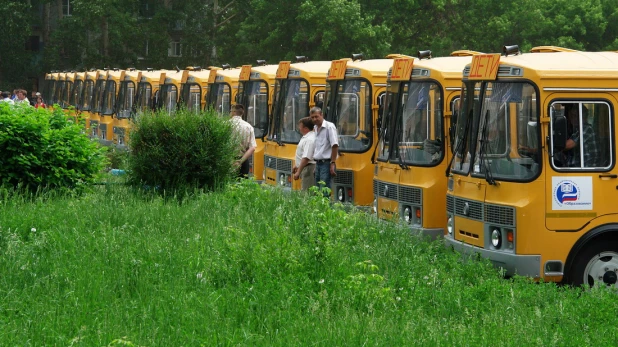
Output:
[337,187,345,202]
[403,206,412,223]
[491,229,502,249]
[447,215,454,235]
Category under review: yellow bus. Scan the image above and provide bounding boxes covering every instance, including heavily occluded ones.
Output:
[324,55,395,206]
[181,67,210,113]
[445,46,618,286]
[159,69,188,114]
[79,70,99,130]
[68,71,86,123]
[98,69,126,144]
[43,72,57,109]
[112,68,142,148]
[264,58,331,189]
[374,51,480,239]
[54,72,67,108]
[88,69,108,139]
[205,65,241,114]
[236,61,278,182]
[60,72,74,110]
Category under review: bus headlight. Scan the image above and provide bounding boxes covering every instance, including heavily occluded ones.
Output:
[337,187,345,202]
[279,173,286,186]
[447,215,454,235]
[373,198,377,214]
[403,206,412,223]
[491,229,502,249]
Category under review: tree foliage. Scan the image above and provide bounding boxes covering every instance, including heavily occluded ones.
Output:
[3,0,618,87]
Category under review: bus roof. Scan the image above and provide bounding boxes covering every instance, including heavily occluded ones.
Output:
[289,61,332,76]
[345,58,394,79]
[413,55,477,83]
[465,51,618,80]
[215,67,241,80]
[250,64,278,80]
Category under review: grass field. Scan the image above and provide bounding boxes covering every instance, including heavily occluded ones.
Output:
[0,179,617,346]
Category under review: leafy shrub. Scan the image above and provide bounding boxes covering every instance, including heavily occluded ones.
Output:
[0,103,107,191]
[127,108,238,192]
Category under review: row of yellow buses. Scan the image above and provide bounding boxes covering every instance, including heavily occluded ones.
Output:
[44,46,618,286]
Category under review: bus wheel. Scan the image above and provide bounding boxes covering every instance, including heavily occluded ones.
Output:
[570,241,618,288]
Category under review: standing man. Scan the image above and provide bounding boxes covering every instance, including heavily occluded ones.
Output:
[230,104,257,178]
[293,117,316,190]
[310,106,338,195]
[14,89,30,105]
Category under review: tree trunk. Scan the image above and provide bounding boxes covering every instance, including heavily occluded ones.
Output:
[102,17,109,61]
[211,0,218,63]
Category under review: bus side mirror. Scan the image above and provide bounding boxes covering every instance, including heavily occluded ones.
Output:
[552,115,567,152]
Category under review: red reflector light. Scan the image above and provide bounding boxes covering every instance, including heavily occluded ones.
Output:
[507,231,514,242]
[416,208,421,219]
[287,175,292,183]
[347,189,353,197]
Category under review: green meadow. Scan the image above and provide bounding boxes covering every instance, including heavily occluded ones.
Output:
[1,180,617,346]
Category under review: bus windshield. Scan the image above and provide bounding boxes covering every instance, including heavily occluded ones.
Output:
[472,81,540,182]
[80,80,95,111]
[376,83,397,161]
[395,81,443,165]
[62,81,73,109]
[329,79,372,152]
[273,79,308,143]
[116,81,135,119]
[160,84,178,114]
[182,83,202,113]
[69,80,83,109]
[102,81,116,115]
[242,80,269,138]
[451,81,481,174]
[92,80,106,113]
[135,82,153,115]
[206,83,231,114]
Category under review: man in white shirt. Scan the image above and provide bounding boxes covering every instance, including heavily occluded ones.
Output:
[14,89,30,105]
[293,117,316,191]
[230,104,257,178]
[310,106,339,195]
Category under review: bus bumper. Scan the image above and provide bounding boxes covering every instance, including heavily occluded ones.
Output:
[411,226,444,240]
[444,237,541,278]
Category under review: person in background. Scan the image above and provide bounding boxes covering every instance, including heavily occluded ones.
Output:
[1,91,15,104]
[14,89,30,105]
[230,104,257,178]
[30,91,37,106]
[293,117,316,191]
[35,96,46,108]
[310,106,339,196]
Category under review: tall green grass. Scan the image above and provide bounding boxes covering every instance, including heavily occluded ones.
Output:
[0,180,617,346]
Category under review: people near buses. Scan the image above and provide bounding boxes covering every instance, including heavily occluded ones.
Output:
[14,89,30,105]
[230,104,257,178]
[310,106,339,195]
[29,91,37,106]
[1,91,15,104]
[293,117,316,190]
[564,104,599,167]
[35,96,46,109]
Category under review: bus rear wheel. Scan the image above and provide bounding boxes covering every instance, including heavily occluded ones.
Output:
[569,241,618,288]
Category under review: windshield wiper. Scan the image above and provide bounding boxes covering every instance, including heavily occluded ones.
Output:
[478,110,496,185]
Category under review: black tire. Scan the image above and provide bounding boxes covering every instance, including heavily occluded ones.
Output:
[568,240,618,287]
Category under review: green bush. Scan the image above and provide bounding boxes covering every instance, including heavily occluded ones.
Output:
[128,108,238,192]
[0,103,106,191]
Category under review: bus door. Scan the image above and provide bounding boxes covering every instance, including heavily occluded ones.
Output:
[545,98,616,231]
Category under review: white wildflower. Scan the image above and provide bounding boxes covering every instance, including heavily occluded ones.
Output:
[319,279,325,284]
[31,228,36,232]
